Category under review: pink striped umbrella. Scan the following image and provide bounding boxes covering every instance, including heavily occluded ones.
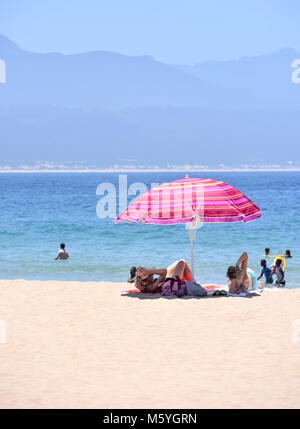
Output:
[114,177,261,277]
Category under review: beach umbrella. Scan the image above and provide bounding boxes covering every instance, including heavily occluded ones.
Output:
[114,177,261,279]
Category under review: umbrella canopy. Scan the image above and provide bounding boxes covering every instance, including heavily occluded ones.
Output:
[114,177,261,225]
[114,177,261,279]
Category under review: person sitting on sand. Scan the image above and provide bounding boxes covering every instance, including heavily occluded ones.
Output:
[227,252,263,294]
[271,258,286,286]
[54,243,69,260]
[257,259,273,284]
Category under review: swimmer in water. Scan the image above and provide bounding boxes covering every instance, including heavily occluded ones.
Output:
[54,243,69,260]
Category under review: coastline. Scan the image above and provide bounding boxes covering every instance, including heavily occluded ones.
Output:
[1,279,299,408]
[1,168,300,173]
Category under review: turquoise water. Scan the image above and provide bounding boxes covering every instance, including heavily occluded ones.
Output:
[0,172,299,287]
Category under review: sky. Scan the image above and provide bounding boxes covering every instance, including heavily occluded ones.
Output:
[0,0,299,64]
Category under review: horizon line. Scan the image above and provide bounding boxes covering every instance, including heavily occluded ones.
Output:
[1,168,300,174]
[1,33,299,66]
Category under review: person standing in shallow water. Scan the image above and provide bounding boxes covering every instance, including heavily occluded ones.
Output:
[271,258,286,286]
[54,243,69,260]
[257,259,273,284]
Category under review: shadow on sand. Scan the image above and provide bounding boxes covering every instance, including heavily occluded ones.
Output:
[121,292,261,300]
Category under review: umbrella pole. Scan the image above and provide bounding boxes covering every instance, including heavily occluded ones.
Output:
[189,228,195,281]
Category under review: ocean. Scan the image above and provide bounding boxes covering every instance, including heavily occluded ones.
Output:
[0,171,299,287]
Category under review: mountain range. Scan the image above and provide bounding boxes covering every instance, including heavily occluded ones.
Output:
[0,34,299,166]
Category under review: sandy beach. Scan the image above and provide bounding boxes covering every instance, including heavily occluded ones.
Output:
[0,279,299,409]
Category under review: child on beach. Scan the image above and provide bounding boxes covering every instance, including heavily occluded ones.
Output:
[271,259,286,286]
[257,259,273,284]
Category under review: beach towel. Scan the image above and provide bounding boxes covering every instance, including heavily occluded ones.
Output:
[227,292,248,297]
[125,283,227,295]
[247,268,258,290]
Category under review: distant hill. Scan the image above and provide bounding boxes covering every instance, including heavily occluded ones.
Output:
[1,34,299,109]
[0,34,300,165]
[176,48,300,109]
[0,34,244,109]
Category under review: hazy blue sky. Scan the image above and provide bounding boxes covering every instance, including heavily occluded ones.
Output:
[0,0,299,63]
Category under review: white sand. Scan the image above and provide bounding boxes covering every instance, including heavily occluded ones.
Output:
[0,279,299,409]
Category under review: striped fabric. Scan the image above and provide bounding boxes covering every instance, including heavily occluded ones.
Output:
[114,177,261,225]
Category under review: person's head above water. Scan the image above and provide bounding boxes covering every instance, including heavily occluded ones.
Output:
[275,258,282,267]
[265,248,270,255]
[60,243,66,250]
[285,249,292,258]
[130,266,136,274]
[261,259,267,267]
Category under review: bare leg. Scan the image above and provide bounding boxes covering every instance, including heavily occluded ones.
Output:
[183,262,193,281]
[166,260,183,278]
[166,259,193,281]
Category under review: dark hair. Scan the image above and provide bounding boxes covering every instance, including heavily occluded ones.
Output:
[135,274,153,292]
[227,266,237,280]
[265,248,270,255]
[275,258,282,267]
[129,266,137,280]
[261,259,266,266]
[60,243,65,249]
[285,250,292,258]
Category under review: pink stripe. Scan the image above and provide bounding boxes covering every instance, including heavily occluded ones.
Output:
[114,177,261,225]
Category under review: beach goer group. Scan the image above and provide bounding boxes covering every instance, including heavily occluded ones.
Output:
[53,241,290,294]
[258,259,286,285]
[133,252,264,297]
[131,247,292,297]
[257,248,291,286]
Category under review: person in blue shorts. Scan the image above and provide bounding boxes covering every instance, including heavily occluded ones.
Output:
[257,259,273,284]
